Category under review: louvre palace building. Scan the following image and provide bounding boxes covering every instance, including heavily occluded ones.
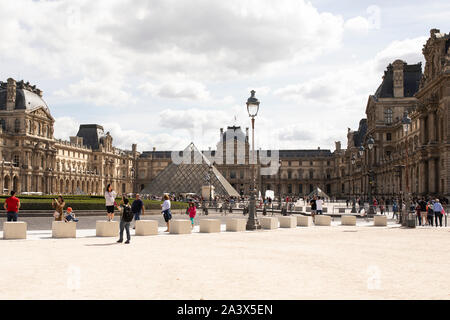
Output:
[0,29,449,200]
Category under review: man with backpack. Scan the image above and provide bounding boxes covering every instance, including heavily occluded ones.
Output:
[117,197,133,244]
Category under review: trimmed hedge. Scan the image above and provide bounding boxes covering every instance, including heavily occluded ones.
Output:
[0,195,188,211]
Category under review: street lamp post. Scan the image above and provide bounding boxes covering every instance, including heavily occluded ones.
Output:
[401,111,414,228]
[246,90,261,230]
[351,155,357,213]
[208,165,213,206]
[358,137,375,217]
[366,136,375,217]
[278,159,282,210]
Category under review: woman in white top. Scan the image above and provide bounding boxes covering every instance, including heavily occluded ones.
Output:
[105,184,117,221]
[161,194,172,232]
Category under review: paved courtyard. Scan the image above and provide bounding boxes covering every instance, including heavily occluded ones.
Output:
[1,217,449,300]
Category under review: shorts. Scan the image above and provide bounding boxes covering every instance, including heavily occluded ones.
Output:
[106,206,115,214]
[190,217,194,224]
[311,210,316,215]
[316,210,323,215]
[163,209,172,223]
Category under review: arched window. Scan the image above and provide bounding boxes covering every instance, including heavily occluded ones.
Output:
[384,108,393,124]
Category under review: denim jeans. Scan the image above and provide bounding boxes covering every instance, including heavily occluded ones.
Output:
[133,211,141,221]
[7,212,18,222]
[119,220,131,241]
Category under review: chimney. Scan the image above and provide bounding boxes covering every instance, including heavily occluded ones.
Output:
[335,141,341,152]
[392,60,405,98]
[6,78,16,110]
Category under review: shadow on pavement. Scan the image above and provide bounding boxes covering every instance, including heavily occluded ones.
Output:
[85,242,120,247]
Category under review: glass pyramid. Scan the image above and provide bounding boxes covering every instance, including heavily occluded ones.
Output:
[141,143,240,197]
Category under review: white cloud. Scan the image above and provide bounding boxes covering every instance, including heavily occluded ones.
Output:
[344,5,381,35]
[373,36,426,72]
[53,117,80,141]
[140,80,210,101]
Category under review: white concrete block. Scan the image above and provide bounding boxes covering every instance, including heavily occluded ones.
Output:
[170,220,192,234]
[135,220,158,236]
[374,215,387,226]
[200,219,221,233]
[279,216,296,228]
[226,218,246,232]
[297,215,311,227]
[341,215,356,226]
[260,217,278,229]
[52,221,77,238]
[96,221,119,237]
[3,222,27,240]
[315,215,331,226]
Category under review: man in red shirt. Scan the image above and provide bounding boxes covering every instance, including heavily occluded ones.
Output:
[4,191,20,221]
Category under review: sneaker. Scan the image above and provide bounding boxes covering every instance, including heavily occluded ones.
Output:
[125,240,130,244]
[117,239,123,243]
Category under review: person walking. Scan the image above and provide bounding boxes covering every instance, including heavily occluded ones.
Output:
[433,199,444,227]
[316,196,323,215]
[51,195,65,221]
[4,191,20,222]
[161,194,172,232]
[392,200,399,220]
[104,184,117,221]
[131,193,145,229]
[419,198,428,226]
[117,197,133,244]
[379,199,385,215]
[415,202,422,226]
[310,196,317,223]
[426,200,434,227]
[188,201,196,228]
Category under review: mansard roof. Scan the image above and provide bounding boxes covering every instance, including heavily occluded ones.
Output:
[0,79,49,112]
[76,124,105,150]
[374,62,422,98]
[278,149,333,158]
[352,119,367,148]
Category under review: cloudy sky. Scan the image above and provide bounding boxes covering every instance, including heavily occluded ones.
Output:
[1,0,449,152]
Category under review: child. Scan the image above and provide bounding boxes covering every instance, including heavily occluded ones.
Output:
[188,201,196,228]
[64,207,79,222]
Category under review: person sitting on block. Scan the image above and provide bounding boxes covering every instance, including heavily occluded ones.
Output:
[64,207,79,222]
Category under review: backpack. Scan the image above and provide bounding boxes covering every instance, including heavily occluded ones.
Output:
[122,205,134,222]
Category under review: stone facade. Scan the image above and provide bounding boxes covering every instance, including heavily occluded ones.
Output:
[0,79,137,195]
[340,29,450,200]
[1,29,448,200]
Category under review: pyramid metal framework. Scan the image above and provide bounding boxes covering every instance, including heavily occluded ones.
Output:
[141,143,240,197]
